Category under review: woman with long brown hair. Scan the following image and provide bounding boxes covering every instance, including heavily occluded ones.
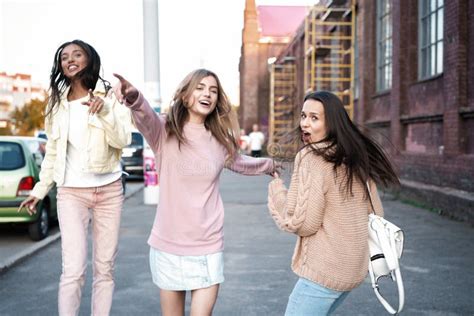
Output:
[268,91,399,315]
[114,69,279,315]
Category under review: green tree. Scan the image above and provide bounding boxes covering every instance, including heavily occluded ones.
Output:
[10,98,47,136]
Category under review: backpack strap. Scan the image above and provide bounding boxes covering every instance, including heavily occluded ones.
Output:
[367,181,405,314]
[368,260,405,314]
[366,181,376,215]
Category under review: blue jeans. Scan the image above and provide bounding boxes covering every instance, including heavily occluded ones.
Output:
[285,278,350,316]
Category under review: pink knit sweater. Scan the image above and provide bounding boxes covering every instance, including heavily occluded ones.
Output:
[268,147,384,291]
[126,93,274,255]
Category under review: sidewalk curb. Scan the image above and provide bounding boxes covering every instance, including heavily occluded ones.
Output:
[0,185,144,274]
[0,232,61,273]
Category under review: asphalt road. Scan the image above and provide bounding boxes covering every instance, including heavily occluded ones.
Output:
[0,170,472,315]
[0,181,143,272]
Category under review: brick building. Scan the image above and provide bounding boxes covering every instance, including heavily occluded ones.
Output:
[240,0,474,222]
[239,0,308,133]
[358,0,473,222]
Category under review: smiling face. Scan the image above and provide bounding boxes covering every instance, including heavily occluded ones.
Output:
[60,44,88,80]
[300,99,327,144]
[187,75,218,123]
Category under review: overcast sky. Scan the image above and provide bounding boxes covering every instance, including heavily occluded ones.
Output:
[0,0,317,106]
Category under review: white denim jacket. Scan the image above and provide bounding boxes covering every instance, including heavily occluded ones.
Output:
[31,84,132,199]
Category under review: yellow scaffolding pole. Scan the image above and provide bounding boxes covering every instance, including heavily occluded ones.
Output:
[268,60,297,158]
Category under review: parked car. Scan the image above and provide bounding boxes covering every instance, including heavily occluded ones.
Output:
[0,136,57,241]
[120,159,127,195]
[121,131,144,178]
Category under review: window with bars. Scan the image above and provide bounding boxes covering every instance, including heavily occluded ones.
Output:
[419,0,444,79]
[376,0,392,92]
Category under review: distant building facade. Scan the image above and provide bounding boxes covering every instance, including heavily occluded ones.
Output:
[240,0,474,222]
[0,72,46,129]
[239,0,308,133]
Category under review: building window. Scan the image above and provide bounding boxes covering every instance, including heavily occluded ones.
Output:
[376,0,392,92]
[419,0,444,79]
[354,11,359,99]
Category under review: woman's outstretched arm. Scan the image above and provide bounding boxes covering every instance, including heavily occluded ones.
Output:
[113,73,165,153]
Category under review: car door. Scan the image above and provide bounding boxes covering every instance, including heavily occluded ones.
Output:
[24,138,58,221]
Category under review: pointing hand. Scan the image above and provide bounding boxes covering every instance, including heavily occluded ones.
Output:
[113,73,139,104]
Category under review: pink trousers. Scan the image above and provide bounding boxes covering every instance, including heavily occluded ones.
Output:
[56,179,123,316]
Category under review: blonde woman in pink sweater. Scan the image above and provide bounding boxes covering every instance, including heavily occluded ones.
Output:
[113,69,278,316]
[268,91,399,315]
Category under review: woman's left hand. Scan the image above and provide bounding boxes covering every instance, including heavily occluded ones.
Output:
[82,89,105,114]
[272,160,283,178]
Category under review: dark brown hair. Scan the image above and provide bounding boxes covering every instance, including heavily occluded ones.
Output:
[300,91,399,195]
[46,39,110,117]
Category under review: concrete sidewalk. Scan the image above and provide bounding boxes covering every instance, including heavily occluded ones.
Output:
[0,182,144,273]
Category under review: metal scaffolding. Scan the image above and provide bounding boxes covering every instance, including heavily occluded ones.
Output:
[267,0,355,158]
[269,58,298,158]
[304,0,355,118]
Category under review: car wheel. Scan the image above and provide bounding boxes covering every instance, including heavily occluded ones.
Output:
[28,203,49,241]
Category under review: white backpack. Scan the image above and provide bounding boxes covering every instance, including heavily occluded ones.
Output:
[367,183,405,314]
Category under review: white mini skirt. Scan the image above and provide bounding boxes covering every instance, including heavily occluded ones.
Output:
[149,248,225,291]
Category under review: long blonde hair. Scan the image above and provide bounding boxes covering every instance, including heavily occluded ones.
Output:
[166,69,239,159]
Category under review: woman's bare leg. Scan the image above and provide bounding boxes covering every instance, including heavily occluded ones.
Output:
[160,289,186,316]
[190,284,219,316]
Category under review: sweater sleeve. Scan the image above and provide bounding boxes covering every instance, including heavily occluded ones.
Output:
[123,92,165,153]
[267,152,326,237]
[226,153,274,176]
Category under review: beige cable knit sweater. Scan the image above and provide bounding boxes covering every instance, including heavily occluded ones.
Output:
[268,148,384,291]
